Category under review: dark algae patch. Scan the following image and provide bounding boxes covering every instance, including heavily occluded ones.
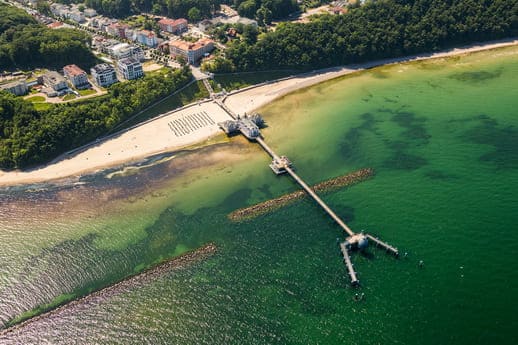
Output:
[449,69,502,83]
[464,114,518,169]
[382,110,430,171]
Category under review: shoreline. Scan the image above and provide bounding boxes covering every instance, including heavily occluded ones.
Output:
[0,38,516,188]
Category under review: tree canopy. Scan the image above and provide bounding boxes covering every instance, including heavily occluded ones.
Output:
[0,3,97,71]
[84,0,221,19]
[0,67,193,169]
[208,0,518,72]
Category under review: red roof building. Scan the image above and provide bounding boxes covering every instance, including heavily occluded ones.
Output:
[158,18,188,34]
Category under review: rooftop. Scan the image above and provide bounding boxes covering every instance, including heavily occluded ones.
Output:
[0,79,27,89]
[170,38,214,52]
[92,63,115,73]
[63,64,86,77]
[119,57,141,66]
[159,18,187,26]
[139,30,156,38]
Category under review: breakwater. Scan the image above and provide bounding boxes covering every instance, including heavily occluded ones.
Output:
[0,243,217,336]
[228,168,374,222]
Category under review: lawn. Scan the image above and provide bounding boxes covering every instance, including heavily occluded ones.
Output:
[214,70,300,91]
[78,89,96,96]
[25,95,45,102]
[33,103,51,111]
[63,94,76,101]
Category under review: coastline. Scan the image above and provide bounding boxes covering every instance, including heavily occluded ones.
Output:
[0,38,516,187]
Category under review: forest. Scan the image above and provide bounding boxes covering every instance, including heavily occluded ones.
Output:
[83,0,221,19]
[80,0,297,22]
[208,0,518,72]
[0,67,192,169]
[233,0,299,23]
[0,3,96,70]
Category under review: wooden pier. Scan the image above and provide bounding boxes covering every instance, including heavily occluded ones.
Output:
[366,234,399,256]
[211,89,399,286]
[339,242,359,285]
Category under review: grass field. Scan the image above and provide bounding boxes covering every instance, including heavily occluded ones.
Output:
[78,89,96,96]
[63,94,76,101]
[33,103,51,111]
[26,95,45,102]
[213,70,299,91]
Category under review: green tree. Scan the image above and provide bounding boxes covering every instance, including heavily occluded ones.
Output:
[187,7,201,22]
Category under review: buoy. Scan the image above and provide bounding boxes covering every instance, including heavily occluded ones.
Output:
[419,260,424,268]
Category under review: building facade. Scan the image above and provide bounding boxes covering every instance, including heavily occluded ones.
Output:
[90,63,118,87]
[108,43,145,61]
[136,30,158,47]
[158,18,188,34]
[117,58,144,80]
[63,64,89,89]
[106,23,130,39]
[169,38,214,64]
[0,79,28,96]
[41,71,68,91]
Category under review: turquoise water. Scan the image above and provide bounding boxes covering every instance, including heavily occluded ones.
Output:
[1,47,518,344]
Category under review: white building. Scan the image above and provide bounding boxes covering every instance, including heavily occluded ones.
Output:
[91,63,118,87]
[84,8,97,17]
[117,58,144,80]
[41,71,68,91]
[108,43,145,61]
[0,79,28,96]
[169,38,215,64]
[67,10,85,23]
[136,30,158,47]
[63,64,89,89]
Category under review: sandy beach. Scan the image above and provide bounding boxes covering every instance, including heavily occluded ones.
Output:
[0,38,516,187]
[224,39,518,114]
[0,102,233,186]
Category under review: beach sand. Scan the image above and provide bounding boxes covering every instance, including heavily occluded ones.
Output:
[0,102,232,186]
[0,38,516,187]
[224,39,518,114]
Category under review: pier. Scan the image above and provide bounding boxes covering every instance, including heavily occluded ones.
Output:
[207,79,398,286]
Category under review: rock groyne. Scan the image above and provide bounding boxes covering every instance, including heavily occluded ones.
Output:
[228,168,374,222]
[0,243,217,336]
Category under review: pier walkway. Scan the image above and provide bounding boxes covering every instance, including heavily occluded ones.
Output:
[208,80,399,286]
[284,165,354,237]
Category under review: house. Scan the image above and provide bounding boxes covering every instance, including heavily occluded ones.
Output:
[158,18,188,34]
[63,64,89,89]
[117,58,144,80]
[169,38,214,64]
[0,79,28,96]
[106,23,130,39]
[84,8,97,17]
[90,63,118,87]
[136,30,158,47]
[47,21,63,29]
[108,43,145,61]
[197,19,213,32]
[50,3,68,17]
[67,10,85,23]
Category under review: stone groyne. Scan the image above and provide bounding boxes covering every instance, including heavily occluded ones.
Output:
[228,168,374,222]
[0,243,217,336]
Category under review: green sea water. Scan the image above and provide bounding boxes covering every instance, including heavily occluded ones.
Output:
[1,46,518,344]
